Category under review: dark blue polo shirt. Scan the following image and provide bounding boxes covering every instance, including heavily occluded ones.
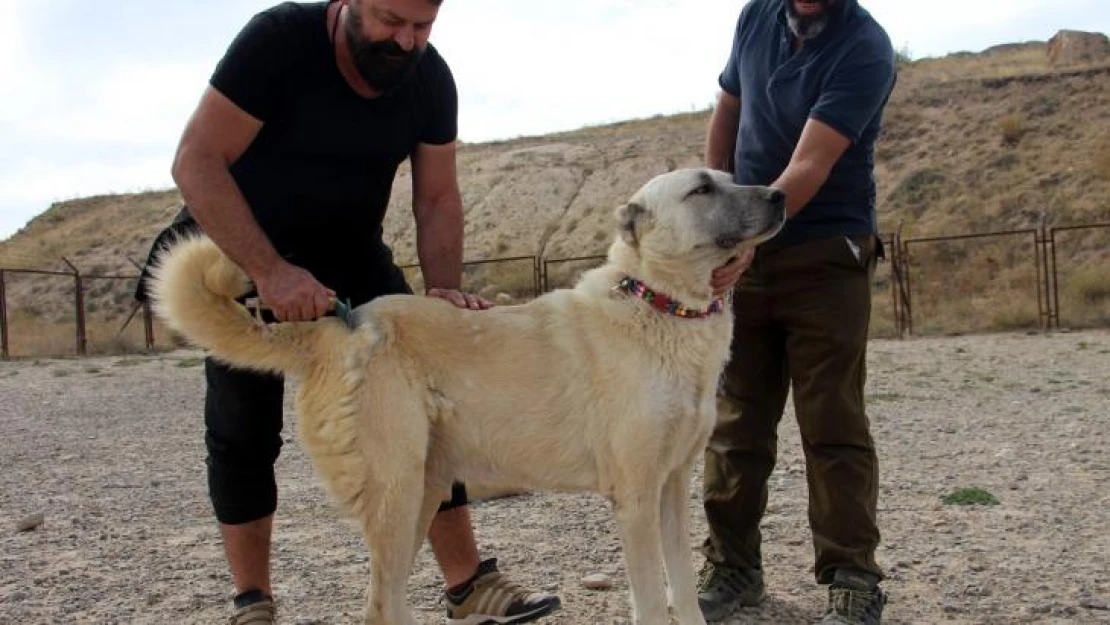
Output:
[720,0,895,245]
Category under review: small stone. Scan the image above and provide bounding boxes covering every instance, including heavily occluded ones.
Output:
[1079,597,1110,611]
[582,573,614,590]
[16,513,45,532]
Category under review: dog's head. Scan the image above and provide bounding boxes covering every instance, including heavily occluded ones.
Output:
[610,168,785,305]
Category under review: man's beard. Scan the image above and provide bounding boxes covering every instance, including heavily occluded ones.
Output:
[345,5,424,92]
[785,0,836,41]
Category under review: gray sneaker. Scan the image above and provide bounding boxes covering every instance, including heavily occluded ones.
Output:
[818,583,887,624]
[228,595,275,625]
[444,558,561,624]
[697,560,766,622]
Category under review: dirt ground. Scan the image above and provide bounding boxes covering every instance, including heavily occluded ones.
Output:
[1,330,1108,624]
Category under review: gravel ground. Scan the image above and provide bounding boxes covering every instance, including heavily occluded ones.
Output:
[1,330,1108,624]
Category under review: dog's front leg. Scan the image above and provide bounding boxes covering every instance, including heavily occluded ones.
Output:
[660,466,706,625]
[614,485,670,625]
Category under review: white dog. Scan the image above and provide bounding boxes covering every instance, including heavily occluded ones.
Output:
[150,168,784,625]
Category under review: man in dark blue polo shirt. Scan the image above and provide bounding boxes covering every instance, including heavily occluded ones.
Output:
[697,0,896,623]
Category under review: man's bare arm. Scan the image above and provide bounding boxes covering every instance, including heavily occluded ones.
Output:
[771,118,852,218]
[411,141,488,310]
[705,91,741,172]
[171,86,332,320]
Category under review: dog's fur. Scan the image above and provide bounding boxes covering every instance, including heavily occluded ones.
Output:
[150,168,784,625]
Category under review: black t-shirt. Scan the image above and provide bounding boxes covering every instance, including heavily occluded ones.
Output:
[203,1,458,303]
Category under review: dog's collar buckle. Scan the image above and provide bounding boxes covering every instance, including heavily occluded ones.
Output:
[614,277,724,319]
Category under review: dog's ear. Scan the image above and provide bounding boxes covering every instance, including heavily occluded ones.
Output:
[615,202,653,247]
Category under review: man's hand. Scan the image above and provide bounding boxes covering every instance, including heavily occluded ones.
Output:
[711,248,755,295]
[426,287,493,310]
[254,260,335,321]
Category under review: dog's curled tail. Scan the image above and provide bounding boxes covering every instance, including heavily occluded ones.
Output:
[148,235,322,377]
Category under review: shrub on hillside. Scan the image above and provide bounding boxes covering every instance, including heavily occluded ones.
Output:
[1067,266,1110,304]
[890,168,947,216]
[1094,138,1110,181]
[998,114,1028,146]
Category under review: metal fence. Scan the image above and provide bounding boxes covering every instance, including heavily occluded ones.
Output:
[1,220,1107,358]
[0,263,157,359]
[887,219,1110,337]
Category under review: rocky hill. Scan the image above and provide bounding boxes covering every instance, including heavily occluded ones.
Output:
[1,32,1108,335]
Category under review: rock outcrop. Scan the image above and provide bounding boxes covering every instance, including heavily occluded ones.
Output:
[1047,30,1110,66]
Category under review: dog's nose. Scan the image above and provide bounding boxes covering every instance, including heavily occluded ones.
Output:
[768,189,786,205]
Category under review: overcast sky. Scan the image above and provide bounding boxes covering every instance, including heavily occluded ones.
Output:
[1,0,1107,240]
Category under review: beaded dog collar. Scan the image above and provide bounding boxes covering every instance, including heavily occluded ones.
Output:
[614,277,725,319]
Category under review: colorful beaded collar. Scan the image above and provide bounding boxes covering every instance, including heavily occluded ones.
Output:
[614,277,725,319]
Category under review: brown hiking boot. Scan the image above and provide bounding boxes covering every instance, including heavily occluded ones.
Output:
[697,559,766,622]
[818,569,887,624]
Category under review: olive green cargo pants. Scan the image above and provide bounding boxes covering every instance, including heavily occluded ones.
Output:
[702,234,883,585]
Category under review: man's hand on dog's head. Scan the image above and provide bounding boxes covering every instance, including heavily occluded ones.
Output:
[711,248,755,296]
[255,260,335,321]
[426,287,494,310]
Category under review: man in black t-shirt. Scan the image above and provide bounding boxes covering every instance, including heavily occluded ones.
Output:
[161,1,560,623]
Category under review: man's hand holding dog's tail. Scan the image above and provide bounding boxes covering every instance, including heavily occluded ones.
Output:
[255,259,335,322]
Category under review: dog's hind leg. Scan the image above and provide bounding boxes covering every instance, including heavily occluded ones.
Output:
[614,483,670,625]
[410,479,451,567]
[360,478,424,625]
[660,466,706,625]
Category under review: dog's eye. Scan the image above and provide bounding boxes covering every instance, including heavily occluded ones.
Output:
[691,184,713,196]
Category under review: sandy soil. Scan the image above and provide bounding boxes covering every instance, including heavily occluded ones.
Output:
[2,330,1108,624]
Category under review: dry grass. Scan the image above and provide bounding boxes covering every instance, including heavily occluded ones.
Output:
[913,45,1049,81]
[466,259,538,299]
[904,42,1110,83]
[1059,265,1110,327]
[1067,265,1110,304]
[3,311,177,359]
[1094,137,1110,181]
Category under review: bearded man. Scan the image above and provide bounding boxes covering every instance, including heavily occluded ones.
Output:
[145,1,561,623]
[694,0,896,623]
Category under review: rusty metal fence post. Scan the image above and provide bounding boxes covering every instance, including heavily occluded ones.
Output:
[61,257,87,356]
[1034,214,1053,331]
[0,269,8,359]
[888,221,912,338]
[890,223,914,337]
[1049,227,1060,330]
[125,256,156,350]
[533,256,545,297]
[142,302,155,351]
